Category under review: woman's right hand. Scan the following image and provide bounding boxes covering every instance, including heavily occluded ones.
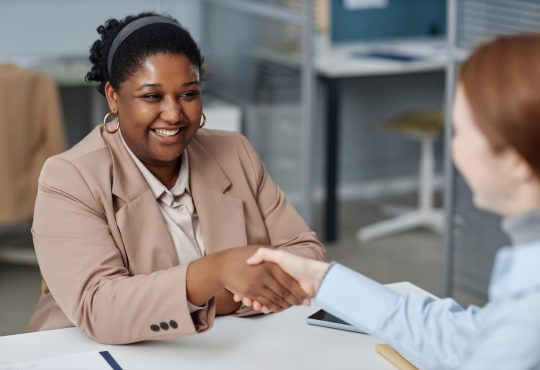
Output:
[217,246,310,313]
[242,248,330,299]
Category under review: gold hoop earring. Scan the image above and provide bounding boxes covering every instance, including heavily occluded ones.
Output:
[103,112,120,134]
[200,112,206,128]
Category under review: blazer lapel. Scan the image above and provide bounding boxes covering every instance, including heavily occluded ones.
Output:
[188,136,247,254]
[102,130,179,272]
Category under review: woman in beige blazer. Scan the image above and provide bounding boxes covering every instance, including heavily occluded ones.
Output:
[28,12,325,345]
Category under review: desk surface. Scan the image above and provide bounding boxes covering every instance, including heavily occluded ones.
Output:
[0,282,423,370]
[255,38,447,79]
[316,38,447,78]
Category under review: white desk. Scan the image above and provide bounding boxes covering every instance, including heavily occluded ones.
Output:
[0,282,424,370]
[315,38,447,78]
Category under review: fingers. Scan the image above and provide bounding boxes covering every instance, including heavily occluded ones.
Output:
[247,288,283,312]
[246,263,305,310]
[240,297,274,315]
[266,263,308,307]
[241,297,253,307]
[246,247,283,265]
[226,247,309,313]
[236,266,297,311]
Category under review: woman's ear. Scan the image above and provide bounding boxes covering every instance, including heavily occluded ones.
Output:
[104,81,119,114]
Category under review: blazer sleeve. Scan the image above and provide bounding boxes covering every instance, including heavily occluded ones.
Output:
[238,135,326,261]
[32,157,215,344]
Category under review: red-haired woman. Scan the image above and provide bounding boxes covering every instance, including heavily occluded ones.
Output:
[240,34,540,370]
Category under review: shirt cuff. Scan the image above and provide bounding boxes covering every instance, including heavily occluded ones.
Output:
[316,261,337,296]
[315,262,400,333]
[188,300,208,314]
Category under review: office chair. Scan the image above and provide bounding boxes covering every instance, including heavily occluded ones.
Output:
[357,110,444,242]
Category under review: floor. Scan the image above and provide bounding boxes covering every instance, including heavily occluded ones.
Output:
[0,194,485,337]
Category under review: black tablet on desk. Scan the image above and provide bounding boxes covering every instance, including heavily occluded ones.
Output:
[307,309,365,334]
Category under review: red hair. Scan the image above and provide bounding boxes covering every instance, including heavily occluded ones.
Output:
[459,34,540,175]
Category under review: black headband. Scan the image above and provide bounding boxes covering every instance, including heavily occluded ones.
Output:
[107,15,180,77]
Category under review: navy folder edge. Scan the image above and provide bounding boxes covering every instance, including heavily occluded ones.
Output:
[99,351,123,370]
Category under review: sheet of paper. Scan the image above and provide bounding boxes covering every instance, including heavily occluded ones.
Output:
[0,351,122,370]
[343,0,388,10]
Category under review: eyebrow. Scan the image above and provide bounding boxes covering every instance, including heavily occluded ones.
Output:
[137,80,200,91]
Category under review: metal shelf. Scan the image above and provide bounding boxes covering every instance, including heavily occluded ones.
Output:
[205,0,304,23]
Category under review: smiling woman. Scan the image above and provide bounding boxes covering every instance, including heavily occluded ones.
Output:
[105,53,202,188]
[27,12,326,345]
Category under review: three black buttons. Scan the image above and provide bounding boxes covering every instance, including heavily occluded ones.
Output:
[150,320,178,332]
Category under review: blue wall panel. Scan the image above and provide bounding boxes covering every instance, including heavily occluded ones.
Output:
[332,0,446,42]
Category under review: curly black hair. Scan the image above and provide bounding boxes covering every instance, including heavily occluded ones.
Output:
[85,12,204,95]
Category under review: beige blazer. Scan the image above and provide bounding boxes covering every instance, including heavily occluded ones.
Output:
[28,126,325,344]
[0,64,65,223]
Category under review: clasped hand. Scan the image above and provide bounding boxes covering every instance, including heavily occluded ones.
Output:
[229,247,330,314]
[220,246,310,314]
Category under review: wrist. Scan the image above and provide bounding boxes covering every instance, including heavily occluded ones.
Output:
[185,253,225,306]
[311,261,330,292]
[213,249,229,289]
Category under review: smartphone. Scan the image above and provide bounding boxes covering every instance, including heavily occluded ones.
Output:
[306,309,365,334]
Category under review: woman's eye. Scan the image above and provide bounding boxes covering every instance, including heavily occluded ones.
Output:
[143,94,160,101]
[180,91,201,99]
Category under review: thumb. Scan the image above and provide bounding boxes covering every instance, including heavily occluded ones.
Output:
[246,248,268,265]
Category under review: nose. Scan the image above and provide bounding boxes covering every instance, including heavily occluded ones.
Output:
[160,96,182,124]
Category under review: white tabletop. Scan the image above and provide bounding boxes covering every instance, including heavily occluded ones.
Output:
[315,38,448,78]
[253,38,447,79]
[0,282,426,369]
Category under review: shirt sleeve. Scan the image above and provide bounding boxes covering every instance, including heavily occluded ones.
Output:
[187,301,208,314]
[315,263,483,370]
[458,298,540,370]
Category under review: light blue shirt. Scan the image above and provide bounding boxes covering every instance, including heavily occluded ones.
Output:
[316,212,540,369]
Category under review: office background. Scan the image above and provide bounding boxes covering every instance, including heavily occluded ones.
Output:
[0,0,526,336]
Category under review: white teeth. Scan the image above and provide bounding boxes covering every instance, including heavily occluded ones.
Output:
[154,128,180,137]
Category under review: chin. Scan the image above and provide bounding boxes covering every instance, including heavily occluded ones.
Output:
[151,151,181,164]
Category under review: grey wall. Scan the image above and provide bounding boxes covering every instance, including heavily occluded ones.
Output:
[0,0,202,57]
[0,0,202,147]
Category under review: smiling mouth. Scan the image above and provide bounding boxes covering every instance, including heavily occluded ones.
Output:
[152,128,181,137]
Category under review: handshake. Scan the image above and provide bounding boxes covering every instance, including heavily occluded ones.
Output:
[227,247,330,314]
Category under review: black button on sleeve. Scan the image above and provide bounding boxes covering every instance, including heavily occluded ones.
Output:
[150,324,160,332]
[169,320,178,329]
[160,322,170,330]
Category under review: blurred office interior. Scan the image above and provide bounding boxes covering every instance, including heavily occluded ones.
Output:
[1,0,538,336]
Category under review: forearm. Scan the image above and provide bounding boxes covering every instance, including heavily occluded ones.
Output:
[185,253,224,306]
[61,265,204,344]
[316,263,479,369]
